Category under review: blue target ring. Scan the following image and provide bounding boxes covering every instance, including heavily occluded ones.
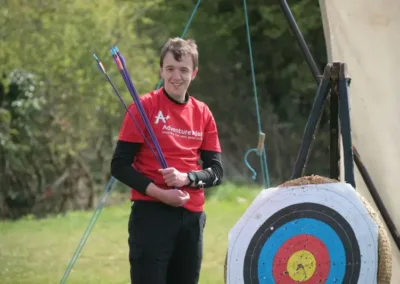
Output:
[243,203,361,284]
[257,218,345,283]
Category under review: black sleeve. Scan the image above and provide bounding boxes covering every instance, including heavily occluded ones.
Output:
[111,140,223,191]
[110,140,153,195]
[191,150,223,188]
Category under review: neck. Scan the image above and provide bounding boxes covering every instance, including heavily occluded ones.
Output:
[162,88,188,104]
[171,94,186,103]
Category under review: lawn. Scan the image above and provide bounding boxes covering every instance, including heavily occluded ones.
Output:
[0,183,261,284]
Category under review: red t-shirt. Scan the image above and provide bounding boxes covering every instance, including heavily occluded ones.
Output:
[118,87,221,212]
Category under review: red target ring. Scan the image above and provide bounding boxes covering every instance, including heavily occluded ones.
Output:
[272,234,330,283]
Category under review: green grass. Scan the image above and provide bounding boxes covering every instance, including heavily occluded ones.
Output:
[0,183,261,284]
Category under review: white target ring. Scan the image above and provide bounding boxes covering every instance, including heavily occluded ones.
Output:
[227,183,379,284]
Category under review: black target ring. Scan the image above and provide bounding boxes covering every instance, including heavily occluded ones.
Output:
[243,202,361,283]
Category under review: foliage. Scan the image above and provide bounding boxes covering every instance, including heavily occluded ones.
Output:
[132,0,329,183]
[0,0,331,218]
[0,0,159,219]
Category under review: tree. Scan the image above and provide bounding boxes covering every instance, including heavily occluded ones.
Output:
[0,0,159,219]
[132,0,329,184]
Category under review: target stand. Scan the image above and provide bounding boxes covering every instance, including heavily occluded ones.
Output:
[224,2,396,282]
[225,176,393,284]
[224,61,394,283]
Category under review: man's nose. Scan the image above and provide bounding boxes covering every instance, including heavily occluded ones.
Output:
[172,69,181,79]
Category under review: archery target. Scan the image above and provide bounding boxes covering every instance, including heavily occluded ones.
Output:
[227,183,379,284]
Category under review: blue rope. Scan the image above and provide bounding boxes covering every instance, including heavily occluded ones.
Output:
[243,0,270,188]
[60,177,117,284]
[181,0,202,43]
[59,1,201,283]
[155,0,201,90]
[244,149,259,180]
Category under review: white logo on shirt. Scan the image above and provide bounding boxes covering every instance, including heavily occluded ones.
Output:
[154,110,170,124]
[161,124,202,140]
[154,110,203,140]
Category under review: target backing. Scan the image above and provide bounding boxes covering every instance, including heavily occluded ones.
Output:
[227,182,379,284]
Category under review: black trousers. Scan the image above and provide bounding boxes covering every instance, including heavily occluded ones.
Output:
[128,200,206,284]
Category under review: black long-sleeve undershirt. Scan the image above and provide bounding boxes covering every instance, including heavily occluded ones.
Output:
[110,140,223,195]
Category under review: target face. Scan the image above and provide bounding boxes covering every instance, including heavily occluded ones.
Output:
[227,183,378,284]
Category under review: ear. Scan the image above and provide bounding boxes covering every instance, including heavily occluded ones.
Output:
[191,68,199,80]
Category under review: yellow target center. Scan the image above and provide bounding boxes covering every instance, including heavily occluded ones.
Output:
[286,250,316,282]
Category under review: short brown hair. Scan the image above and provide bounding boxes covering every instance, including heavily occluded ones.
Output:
[160,37,199,70]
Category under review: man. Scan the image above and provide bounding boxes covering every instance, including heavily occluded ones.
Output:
[111,37,223,284]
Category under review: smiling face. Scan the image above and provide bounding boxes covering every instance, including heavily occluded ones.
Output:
[159,38,199,102]
[160,52,198,102]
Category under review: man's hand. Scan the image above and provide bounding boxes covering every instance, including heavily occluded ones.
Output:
[158,167,189,188]
[145,183,190,207]
[160,189,190,207]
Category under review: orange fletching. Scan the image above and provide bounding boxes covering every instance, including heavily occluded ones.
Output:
[116,57,123,70]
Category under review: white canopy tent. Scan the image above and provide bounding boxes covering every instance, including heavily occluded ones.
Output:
[319,0,400,282]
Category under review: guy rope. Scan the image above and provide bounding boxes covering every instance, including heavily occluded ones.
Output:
[242,0,270,188]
